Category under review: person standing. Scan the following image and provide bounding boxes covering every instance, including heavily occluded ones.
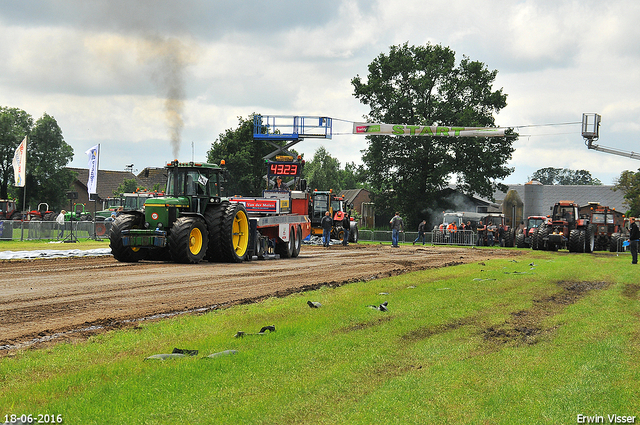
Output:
[342,212,350,246]
[56,210,66,239]
[389,212,404,247]
[629,217,639,264]
[413,219,427,245]
[321,211,333,247]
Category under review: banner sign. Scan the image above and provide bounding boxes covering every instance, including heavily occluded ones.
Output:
[12,136,27,187]
[353,123,507,137]
[85,144,100,195]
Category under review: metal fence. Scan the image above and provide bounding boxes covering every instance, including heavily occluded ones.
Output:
[357,229,477,246]
[0,220,114,241]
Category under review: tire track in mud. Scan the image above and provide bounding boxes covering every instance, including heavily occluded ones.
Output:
[0,245,520,352]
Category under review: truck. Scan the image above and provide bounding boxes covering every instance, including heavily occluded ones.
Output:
[109,159,311,263]
[309,189,358,243]
[432,211,486,245]
[515,215,547,248]
[532,201,594,252]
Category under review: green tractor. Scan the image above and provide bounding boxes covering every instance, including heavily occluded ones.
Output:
[109,160,250,264]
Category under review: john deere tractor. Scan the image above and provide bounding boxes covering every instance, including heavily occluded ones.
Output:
[109,160,249,264]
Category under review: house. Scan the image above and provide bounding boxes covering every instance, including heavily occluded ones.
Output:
[67,167,168,211]
[339,189,371,227]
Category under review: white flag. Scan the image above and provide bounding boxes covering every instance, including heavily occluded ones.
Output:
[12,136,27,187]
[85,144,100,195]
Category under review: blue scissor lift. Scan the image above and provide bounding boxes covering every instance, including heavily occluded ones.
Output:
[253,115,332,160]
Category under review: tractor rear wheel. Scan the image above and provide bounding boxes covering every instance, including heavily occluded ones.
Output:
[610,235,620,252]
[585,224,596,253]
[349,223,359,243]
[208,202,250,263]
[168,217,208,264]
[110,213,145,263]
[516,233,526,248]
[568,229,581,252]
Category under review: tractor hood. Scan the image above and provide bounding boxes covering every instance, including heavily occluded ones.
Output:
[145,196,190,208]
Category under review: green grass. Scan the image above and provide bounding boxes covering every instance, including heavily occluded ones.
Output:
[1,250,639,424]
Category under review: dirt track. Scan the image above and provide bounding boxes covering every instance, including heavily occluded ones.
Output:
[0,244,521,352]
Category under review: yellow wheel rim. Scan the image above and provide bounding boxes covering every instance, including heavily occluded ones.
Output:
[232,209,249,257]
[189,227,203,255]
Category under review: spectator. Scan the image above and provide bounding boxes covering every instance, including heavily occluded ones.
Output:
[342,212,350,246]
[413,219,427,245]
[389,212,404,247]
[321,211,333,247]
[57,210,66,239]
[629,217,639,265]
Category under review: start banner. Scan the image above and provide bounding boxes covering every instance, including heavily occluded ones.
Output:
[353,123,508,137]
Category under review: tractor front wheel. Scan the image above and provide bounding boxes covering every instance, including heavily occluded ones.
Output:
[168,217,208,264]
[110,213,145,263]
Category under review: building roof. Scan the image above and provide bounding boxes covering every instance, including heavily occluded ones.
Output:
[137,167,168,191]
[69,167,143,200]
[495,183,626,215]
[339,189,369,205]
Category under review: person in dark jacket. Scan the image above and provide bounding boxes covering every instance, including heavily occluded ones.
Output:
[413,219,427,245]
[321,211,333,247]
[629,217,639,264]
[342,212,350,246]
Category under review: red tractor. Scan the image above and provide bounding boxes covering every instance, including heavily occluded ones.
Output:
[26,203,57,221]
[532,201,594,252]
[580,203,625,252]
[0,199,22,220]
[515,216,547,248]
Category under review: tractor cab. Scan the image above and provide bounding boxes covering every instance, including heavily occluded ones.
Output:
[162,161,224,214]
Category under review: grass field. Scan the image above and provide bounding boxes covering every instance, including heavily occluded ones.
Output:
[1,249,639,424]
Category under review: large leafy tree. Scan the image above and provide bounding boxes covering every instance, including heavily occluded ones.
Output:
[207,114,292,197]
[19,113,75,211]
[352,42,515,226]
[613,169,640,217]
[529,167,602,185]
[0,108,74,211]
[0,107,32,199]
[303,146,342,191]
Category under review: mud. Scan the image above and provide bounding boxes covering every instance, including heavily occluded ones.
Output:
[0,244,520,353]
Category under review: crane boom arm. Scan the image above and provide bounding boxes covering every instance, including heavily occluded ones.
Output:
[586,140,640,161]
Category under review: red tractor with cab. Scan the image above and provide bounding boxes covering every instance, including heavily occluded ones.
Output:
[532,201,595,252]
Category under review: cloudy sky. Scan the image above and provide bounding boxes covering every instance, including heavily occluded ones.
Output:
[1,0,639,186]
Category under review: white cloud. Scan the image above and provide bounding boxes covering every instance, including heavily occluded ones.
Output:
[0,0,639,187]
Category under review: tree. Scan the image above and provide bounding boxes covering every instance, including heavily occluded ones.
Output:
[0,107,33,199]
[351,43,515,227]
[207,114,292,197]
[613,169,640,217]
[16,113,75,211]
[529,167,602,185]
[113,178,140,196]
[303,146,342,191]
[0,108,74,211]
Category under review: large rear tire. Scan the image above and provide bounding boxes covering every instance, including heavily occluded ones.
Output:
[208,202,250,263]
[584,224,596,253]
[516,233,526,248]
[568,229,581,252]
[168,216,208,264]
[110,213,145,263]
[349,223,359,243]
